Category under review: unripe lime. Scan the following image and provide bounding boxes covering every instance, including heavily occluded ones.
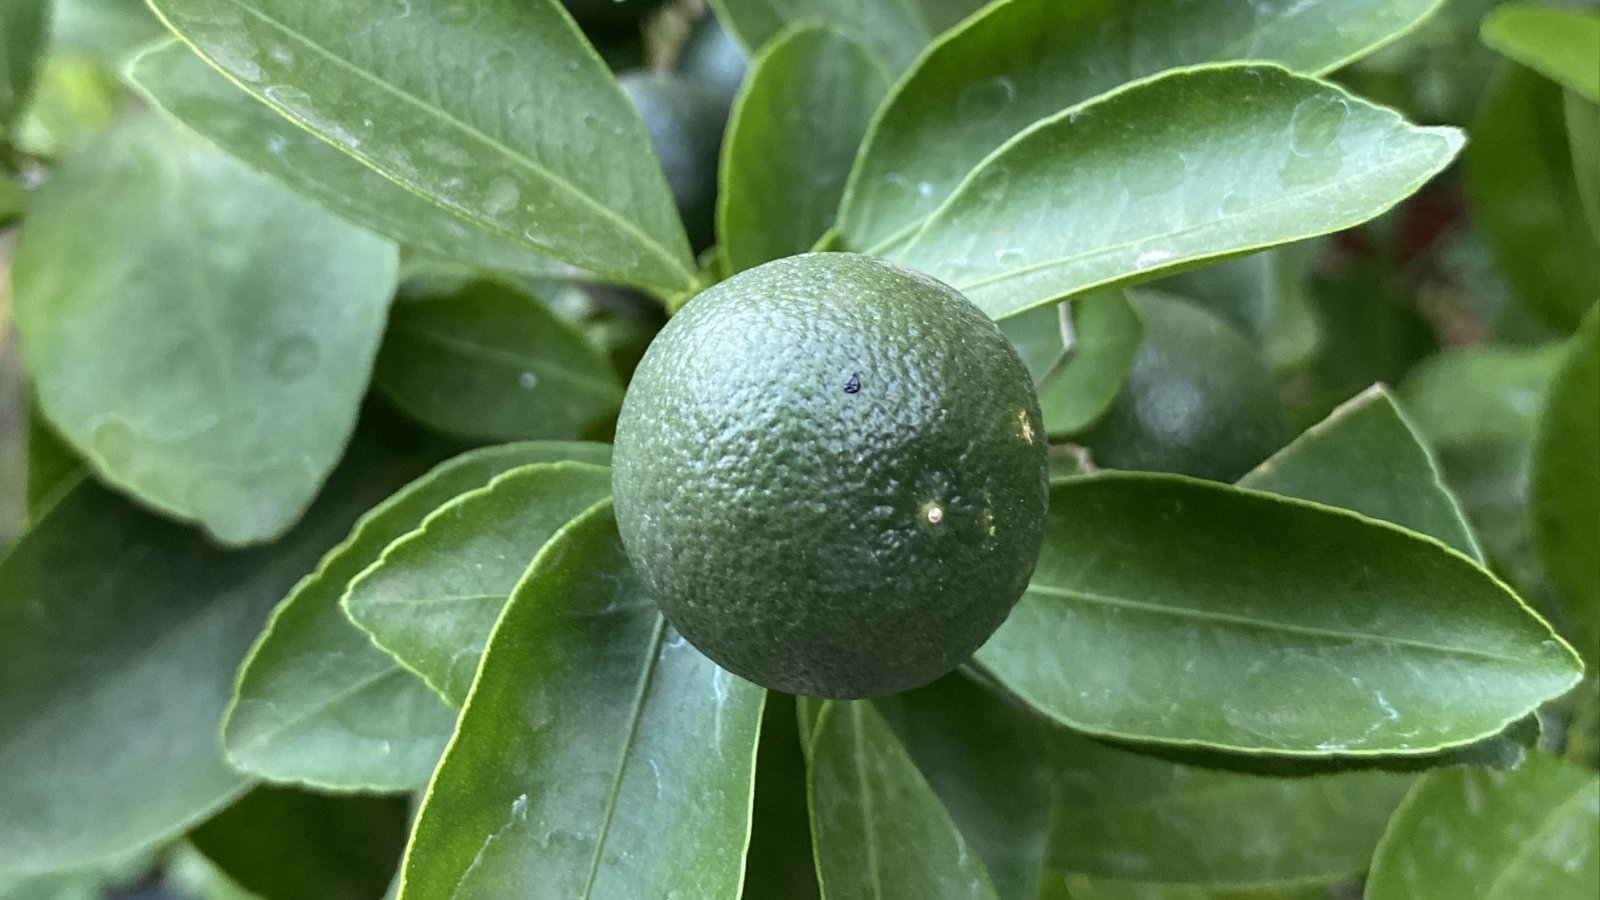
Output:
[613,253,1049,698]
[1081,293,1288,482]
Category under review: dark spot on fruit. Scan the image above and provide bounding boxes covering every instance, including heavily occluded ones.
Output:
[844,373,861,394]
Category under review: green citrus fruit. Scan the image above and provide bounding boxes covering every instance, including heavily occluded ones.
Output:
[677,16,747,111]
[612,253,1049,698]
[1080,293,1288,482]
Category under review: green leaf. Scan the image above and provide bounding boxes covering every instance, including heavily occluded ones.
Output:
[1037,290,1143,436]
[1466,63,1600,331]
[743,693,822,900]
[223,439,607,791]
[875,675,1053,900]
[1400,344,1566,593]
[0,435,414,876]
[1367,753,1600,899]
[1044,725,1413,886]
[1039,873,1347,900]
[0,173,23,223]
[0,0,49,128]
[708,0,931,74]
[718,25,889,274]
[838,0,1447,254]
[398,502,765,899]
[189,786,408,900]
[1158,245,1321,372]
[24,406,81,519]
[372,279,622,442]
[808,700,1000,900]
[1567,92,1600,244]
[147,0,696,294]
[999,293,1143,438]
[1531,306,1600,663]
[127,40,575,278]
[343,461,615,707]
[1241,385,1482,561]
[11,113,397,545]
[1481,3,1600,102]
[974,473,1583,755]
[889,64,1462,320]
[912,0,986,35]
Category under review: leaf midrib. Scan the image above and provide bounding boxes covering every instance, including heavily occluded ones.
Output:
[937,139,1450,299]
[578,615,669,899]
[189,0,691,287]
[1026,582,1537,666]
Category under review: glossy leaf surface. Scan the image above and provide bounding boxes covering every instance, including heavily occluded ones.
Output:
[890,65,1462,320]
[399,503,765,899]
[223,441,608,791]
[1367,753,1600,899]
[875,675,1052,900]
[11,114,397,545]
[128,40,571,276]
[718,26,889,274]
[1240,386,1481,560]
[148,0,695,293]
[373,279,622,442]
[809,700,999,900]
[976,474,1582,754]
[344,461,615,706]
[839,0,1447,254]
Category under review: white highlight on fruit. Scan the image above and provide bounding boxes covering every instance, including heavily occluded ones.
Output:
[925,504,945,525]
[1018,408,1035,442]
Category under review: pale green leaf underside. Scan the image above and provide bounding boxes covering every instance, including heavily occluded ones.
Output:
[809,700,1000,900]
[129,40,576,277]
[976,474,1581,754]
[343,461,616,707]
[1367,754,1600,899]
[147,0,695,293]
[399,503,764,900]
[10,113,397,545]
[838,0,1446,254]
[224,441,608,791]
[890,64,1462,321]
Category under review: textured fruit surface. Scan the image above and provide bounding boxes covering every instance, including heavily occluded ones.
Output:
[1081,293,1288,482]
[613,253,1049,698]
